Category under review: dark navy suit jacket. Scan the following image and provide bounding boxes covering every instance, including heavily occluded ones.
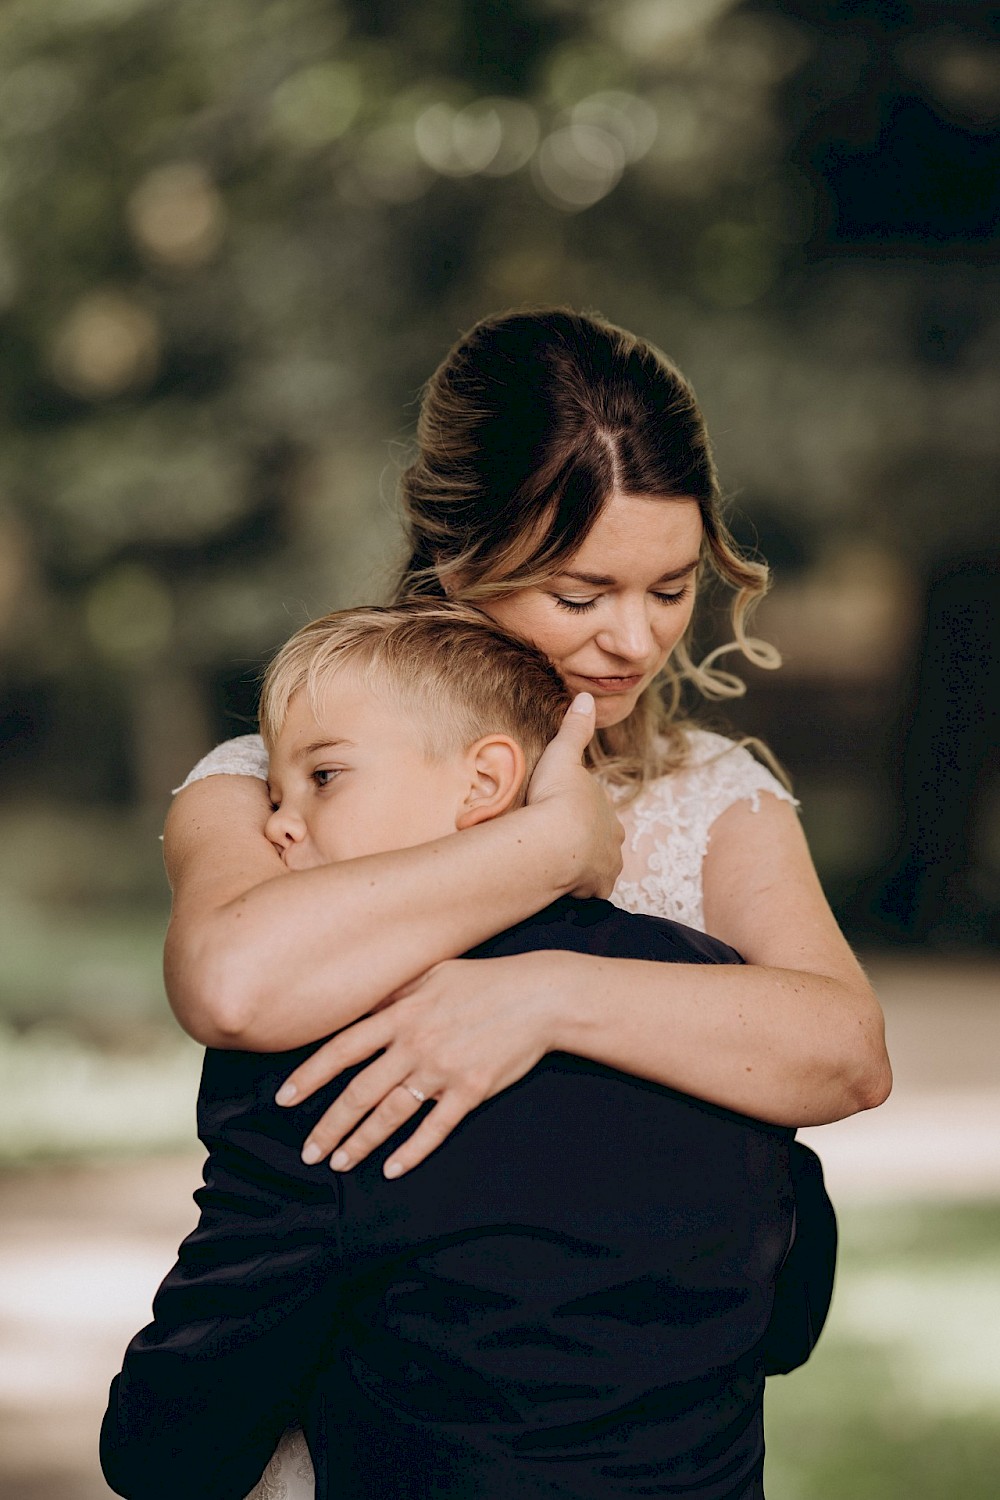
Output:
[101,898,805,1500]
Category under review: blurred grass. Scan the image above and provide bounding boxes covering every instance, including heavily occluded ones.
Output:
[0,802,171,1042]
[0,801,201,1162]
[765,1201,1000,1499]
[0,1022,201,1163]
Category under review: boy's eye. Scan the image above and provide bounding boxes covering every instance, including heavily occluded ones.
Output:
[311,768,341,788]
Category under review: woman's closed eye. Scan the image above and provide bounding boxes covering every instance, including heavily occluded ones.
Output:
[552,586,691,614]
[553,594,599,614]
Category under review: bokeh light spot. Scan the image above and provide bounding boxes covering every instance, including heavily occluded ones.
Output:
[533,124,626,211]
[127,162,225,268]
[415,97,541,179]
[451,102,504,173]
[414,103,468,176]
[477,99,540,176]
[51,292,160,401]
[571,91,658,163]
[271,62,363,149]
[612,0,738,63]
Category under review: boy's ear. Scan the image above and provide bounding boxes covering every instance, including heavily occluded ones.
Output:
[455,735,526,829]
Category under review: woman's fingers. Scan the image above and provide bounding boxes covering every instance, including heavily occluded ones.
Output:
[527,693,595,800]
[309,1078,476,1179]
[326,1083,430,1172]
[276,1012,393,1106]
[297,1050,410,1163]
[286,952,560,1176]
[381,1092,474,1178]
[526,693,623,899]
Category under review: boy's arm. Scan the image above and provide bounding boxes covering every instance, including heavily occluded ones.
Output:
[100,1052,344,1499]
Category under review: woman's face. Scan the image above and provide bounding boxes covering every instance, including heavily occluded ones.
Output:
[479,491,704,729]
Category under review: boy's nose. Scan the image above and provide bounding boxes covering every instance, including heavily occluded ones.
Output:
[264,805,305,848]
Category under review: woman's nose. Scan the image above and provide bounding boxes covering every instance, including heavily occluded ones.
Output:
[596,601,656,663]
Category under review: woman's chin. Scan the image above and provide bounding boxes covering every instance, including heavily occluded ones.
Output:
[594,694,641,730]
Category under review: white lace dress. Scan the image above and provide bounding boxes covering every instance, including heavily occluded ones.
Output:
[176,726,795,1499]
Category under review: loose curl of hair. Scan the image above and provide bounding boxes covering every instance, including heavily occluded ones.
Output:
[393,307,783,798]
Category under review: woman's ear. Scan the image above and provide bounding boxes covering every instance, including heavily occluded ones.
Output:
[455,736,526,829]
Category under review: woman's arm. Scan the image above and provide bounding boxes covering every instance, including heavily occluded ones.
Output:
[276,793,890,1174]
[556,794,891,1123]
[163,698,623,1050]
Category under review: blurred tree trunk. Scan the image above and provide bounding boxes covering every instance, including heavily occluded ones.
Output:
[130,666,214,812]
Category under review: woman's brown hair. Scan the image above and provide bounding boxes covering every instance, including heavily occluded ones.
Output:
[394,307,780,797]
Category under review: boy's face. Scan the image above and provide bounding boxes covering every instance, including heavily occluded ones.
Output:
[264,671,480,868]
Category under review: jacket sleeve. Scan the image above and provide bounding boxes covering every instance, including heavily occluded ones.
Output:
[100,1049,345,1499]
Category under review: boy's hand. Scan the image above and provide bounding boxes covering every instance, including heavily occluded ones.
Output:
[526,693,623,899]
[275,950,578,1177]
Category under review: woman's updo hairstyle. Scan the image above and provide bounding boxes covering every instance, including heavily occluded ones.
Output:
[396,307,780,795]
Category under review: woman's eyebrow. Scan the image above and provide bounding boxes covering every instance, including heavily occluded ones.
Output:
[557,559,701,587]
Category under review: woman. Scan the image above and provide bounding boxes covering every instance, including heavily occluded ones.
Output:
[164,308,891,1497]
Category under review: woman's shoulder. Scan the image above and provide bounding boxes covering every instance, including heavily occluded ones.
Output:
[642,727,798,820]
[173,733,270,793]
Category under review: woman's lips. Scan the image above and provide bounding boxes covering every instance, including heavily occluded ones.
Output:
[575,673,645,695]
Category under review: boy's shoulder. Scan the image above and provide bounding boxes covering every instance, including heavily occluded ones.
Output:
[465,896,743,968]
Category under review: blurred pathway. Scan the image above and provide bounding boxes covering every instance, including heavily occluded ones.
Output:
[0,954,997,1499]
[0,1155,201,1500]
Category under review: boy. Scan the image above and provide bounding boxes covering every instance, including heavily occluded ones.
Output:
[102,603,830,1500]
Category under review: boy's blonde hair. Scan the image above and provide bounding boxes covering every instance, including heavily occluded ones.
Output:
[259,601,571,781]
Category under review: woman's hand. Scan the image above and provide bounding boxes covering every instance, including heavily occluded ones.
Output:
[527,692,623,898]
[276,951,575,1178]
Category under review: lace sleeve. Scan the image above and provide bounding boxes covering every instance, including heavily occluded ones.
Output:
[611,730,799,932]
[173,734,270,793]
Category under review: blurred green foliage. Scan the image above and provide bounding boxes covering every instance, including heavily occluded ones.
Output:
[0,0,997,1004]
[766,1200,1000,1498]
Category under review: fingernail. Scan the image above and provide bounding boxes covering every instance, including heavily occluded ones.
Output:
[275,1083,297,1106]
[301,1142,322,1165]
[330,1149,349,1170]
[570,692,594,714]
[384,1160,403,1179]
